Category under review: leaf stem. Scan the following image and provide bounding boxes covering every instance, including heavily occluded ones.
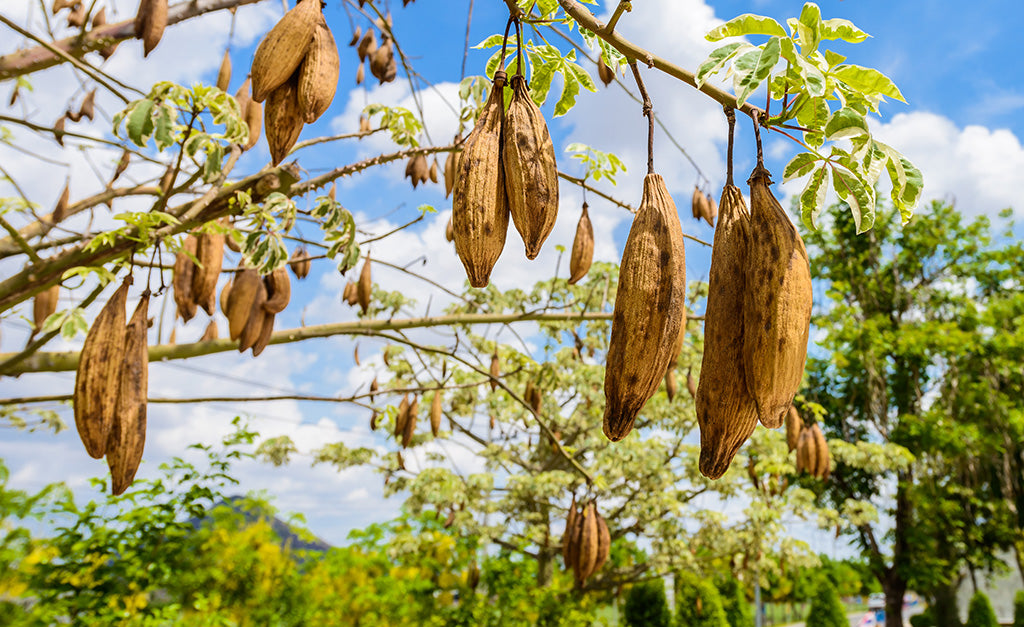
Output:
[628,62,654,175]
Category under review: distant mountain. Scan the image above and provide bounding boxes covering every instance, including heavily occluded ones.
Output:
[189,495,332,554]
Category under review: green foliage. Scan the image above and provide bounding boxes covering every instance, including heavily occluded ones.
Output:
[675,571,728,627]
[805,577,846,627]
[910,608,935,627]
[363,104,423,147]
[1014,590,1024,627]
[564,142,627,185]
[716,575,753,627]
[965,591,998,627]
[623,578,671,627]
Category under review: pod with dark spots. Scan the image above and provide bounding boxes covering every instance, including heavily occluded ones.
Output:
[173,235,198,323]
[264,74,304,166]
[297,15,340,123]
[250,0,320,102]
[696,184,759,480]
[191,228,225,316]
[743,166,812,429]
[107,292,149,495]
[568,203,593,285]
[602,173,687,442]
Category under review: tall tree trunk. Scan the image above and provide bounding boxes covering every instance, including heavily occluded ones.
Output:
[884,574,906,627]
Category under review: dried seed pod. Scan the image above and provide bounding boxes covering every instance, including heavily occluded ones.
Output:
[686,368,697,399]
[200,320,218,342]
[297,15,340,123]
[696,184,759,480]
[597,55,614,87]
[348,26,361,46]
[238,280,268,352]
[369,410,379,431]
[73,278,130,459]
[355,62,365,85]
[489,351,500,392]
[226,268,261,340]
[237,77,263,151]
[528,385,542,414]
[359,114,371,133]
[452,73,509,288]
[286,246,308,280]
[79,89,96,121]
[594,511,611,572]
[396,450,404,470]
[575,502,599,583]
[264,74,304,166]
[565,498,583,572]
[159,164,175,196]
[369,38,394,83]
[107,292,149,495]
[402,396,419,448]
[430,390,442,437]
[568,202,594,285]
[429,158,440,184]
[743,166,812,428]
[110,149,130,186]
[444,216,454,243]
[410,153,429,187]
[67,2,87,27]
[53,181,70,224]
[356,255,372,314]
[394,393,410,438]
[705,192,718,226]
[219,280,233,317]
[356,28,376,62]
[31,284,59,340]
[503,74,559,260]
[603,173,687,442]
[795,426,815,475]
[369,377,378,402]
[353,344,360,366]
[134,0,167,57]
[811,422,829,480]
[251,311,275,357]
[691,185,706,221]
[561,496,577,567]
[91,7,106,27]
[191,229,225,316]
[217,48,232,91]
[250,0,320,102]
[785,406,801,452]
[342,280,357,306]
[262,267,291,313]
[52,0,74,14]
[443,148,459,198]
[665,370,677,401]
[172,235,198,323]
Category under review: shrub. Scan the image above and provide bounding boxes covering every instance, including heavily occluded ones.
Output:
[909,608,934,627]
[675,571,728,627]
[716,576,753,627]
[623,578,671,627]
[805,577,847,627]
[965,591,997,627]
[1013,590,1024,627]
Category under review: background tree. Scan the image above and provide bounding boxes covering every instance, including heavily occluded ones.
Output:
[965,591,998,627]
[622,578,671,627]
[675,570,728,627]
[805,576,846,627]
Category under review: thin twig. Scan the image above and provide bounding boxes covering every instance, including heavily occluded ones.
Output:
[629,62,654,175]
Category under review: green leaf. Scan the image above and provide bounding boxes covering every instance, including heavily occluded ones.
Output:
[706,14,787,41]
[800,164,829,229]
[783,151,821,181]
[823,50,846,69]
[554,70,581,117]
[733,37,781,107]
[831,165,875,233]
[824,107,869,140]
[695,42,748,88]
[832,64,905,102]
[779,38,826,97]
[821,18,870,43]
[795,3,822,54]
[125,99,155,147]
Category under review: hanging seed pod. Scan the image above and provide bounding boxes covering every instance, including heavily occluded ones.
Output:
[369,377,378,402]
[353,344,360,366]
[394,393,410,438]
[264,74,303,166]
[359,114,371,133]
[237,78,263,151]
[575,502,600,584]
[235,76,252,124]
[811,422,830,480]
[594,510,611,572]
[357,255,372,314]
[568,202,594,285]
[561,496,578,567]
[219,280,233,317]
[528,384,542,414]
[342,280,357,306]
[369,410,379,431]
[369,38,394,84]
[297,15,340,123]
[356,28,377,62]
[251,311,276,356]
[191,229,225,316]
[107,292,149,495]
[705,192,718,226]
[603,174,687,442]
[401,396,419,448]
[445,216,454,243]
[67,3,87,27]
[238,280,268,353]
[691,185,706,221]
[289,245,311,279]
[785,406,801,452]
[250,0,320,102]
[173,235,198,323]
[134,0,167,57]
[443,148,459,198]
[200,320,218,342]
[795,426,815,475]
[31,284,60,341]
[743,166,812,429]
[489,351,500,392]
[79,89,96,121]
[110,149,130,186]
[665,370,677,401]
[396,450,405,470]
[597,55,614,87]
[686,367,697,399]
[217,49,232,91]
[696,184,759,480]
[91,7,106,27]
[411,153,429,187]
[355,62,365,85]
[348,26,361,46]
[73,278,130,459]
[430,390,442,437]
[453,73,509,288]
[503,74,559,260]
[262,267,291,313]
[429,158,440,184]
[227,268,261,340]
[52,181,70,225]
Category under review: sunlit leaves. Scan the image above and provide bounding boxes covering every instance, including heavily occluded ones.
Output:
[565,142,627,185]
[363,104,422,147]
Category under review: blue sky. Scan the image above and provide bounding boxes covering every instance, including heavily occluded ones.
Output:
[2,0,1023,552]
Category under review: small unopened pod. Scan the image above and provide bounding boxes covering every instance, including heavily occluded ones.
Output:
[568,203,593,285]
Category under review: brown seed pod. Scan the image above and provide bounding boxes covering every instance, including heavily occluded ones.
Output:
[489,351,500,392]
[396,450,405,470]
[217,48,232,91]
[603,173,687,442]
[369,377,379,402]
[342,280,357,306]
[134,0,167,57]
[173,235,198,323]
[394,393,410,438]
[785,406,801,452]
[561,495,577,567]
[159,164,175,196]
[297,15,340,123]
[348,26,361,46]
[743,166,813,429]
[289,245,311,279]
[369,38,395,84]
[409,153,429,188]
[686,368,697,399]
[73,278,130,459]
[705,192,718,227]
[52,0,74,15]
[359,114,371,133]
[264,74,304,166]
[107,292,149,495]
[54,114,67,146]
[597,55,615,87]
[568,202,594,285]
[67,2,87,27]
[795,426,815,475]
[91,7,106,27]
[191,229,225,316]
[444,216,454,243]
[200,320,218,342]
[251,311,276,357]
[565,498,583,573]
[452,73,509,288]
[696,184,759,480]
[594,510,611,572]
[353,344,360,366]
[665,370,677,402]
[401,396,419,448]
[262,267,291,314]
[238,280,268,353]
[53,181,69,225]
[355,62,365,85]
[429,158,440,184]
[503,74,559,260]
[575,502,599,583]
[250,0,320,102]
[110,149,130,186]
[79,89,96,121]
[691,185,706,221]
[226,268,261,340]
[356,255,372,314]
[811,422,830,480]
[430,390,442,437]
[219,280,233,317]
[233,77,261,151]
[369,410,379,431]
[31,284,60,340]
[528,384,542,415]
[356,28,377,63]
[443,147,459,199]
